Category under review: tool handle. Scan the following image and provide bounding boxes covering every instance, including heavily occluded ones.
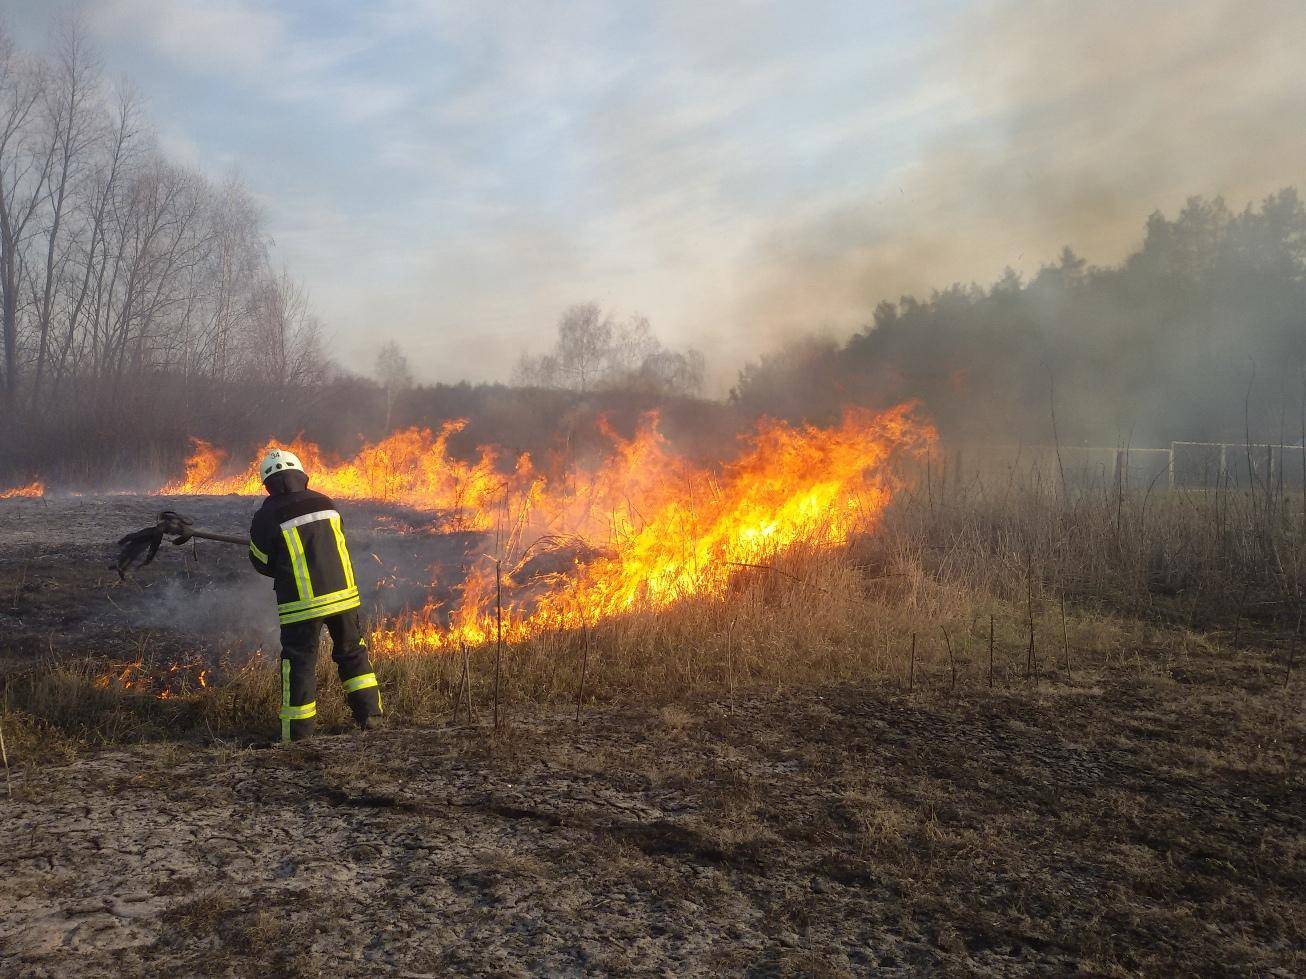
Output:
[187,530,250,546]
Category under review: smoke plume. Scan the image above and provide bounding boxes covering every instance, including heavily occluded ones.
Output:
[735,0,1306,347]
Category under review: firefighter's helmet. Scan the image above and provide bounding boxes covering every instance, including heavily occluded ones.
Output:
[259,449,305,483]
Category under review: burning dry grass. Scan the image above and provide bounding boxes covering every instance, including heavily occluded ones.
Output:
[162,422,516,531]
[0,480,44,499]
[159,404,937,652]
[5,489,1285,760]
[365,446,1305,722]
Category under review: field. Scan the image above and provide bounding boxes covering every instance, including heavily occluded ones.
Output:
[0,490,1303,976]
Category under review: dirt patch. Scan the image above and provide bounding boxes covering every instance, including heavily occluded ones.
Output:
[2,662,1302,977]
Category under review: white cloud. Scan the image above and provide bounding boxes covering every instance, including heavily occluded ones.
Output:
[153,124,204,168]
[89,0,285,75]
[88,0,416,124]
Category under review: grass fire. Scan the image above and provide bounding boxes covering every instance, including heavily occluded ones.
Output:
[1,4,1303,977]
[153,405,933,655]
[0,480,43,499]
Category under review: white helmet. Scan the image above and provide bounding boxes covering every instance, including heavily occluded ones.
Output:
[259,448,305,483]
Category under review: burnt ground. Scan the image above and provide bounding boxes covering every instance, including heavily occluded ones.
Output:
[0,498,1304,976]
[0,495,488,678]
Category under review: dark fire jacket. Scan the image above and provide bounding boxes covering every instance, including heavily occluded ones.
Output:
[248,487,361,625]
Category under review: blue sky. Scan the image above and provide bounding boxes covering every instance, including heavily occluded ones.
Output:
[4,1,1302,388]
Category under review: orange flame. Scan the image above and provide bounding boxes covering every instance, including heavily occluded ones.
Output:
[373,403,934,652]
[161,423,524,531]
[0,480,44,499]
[94,659,211,699]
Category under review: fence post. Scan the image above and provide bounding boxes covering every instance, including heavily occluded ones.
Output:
[1168,444,1175,490]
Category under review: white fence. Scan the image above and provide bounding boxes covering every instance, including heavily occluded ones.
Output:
[922,441,1306,493]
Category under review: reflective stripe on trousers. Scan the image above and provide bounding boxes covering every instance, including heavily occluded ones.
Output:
[280,658,318,742]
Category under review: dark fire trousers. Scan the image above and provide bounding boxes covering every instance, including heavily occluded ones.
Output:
[279,608,382,741]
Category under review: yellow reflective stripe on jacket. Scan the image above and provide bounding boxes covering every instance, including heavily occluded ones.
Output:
[329,515,356,591]
[282,526,314,600]
[277,589,361,625]
[343,672,377,693]
[278,701,317,720]
[249,540,269,564]
[279,600,360,625]
[277,586,359,614]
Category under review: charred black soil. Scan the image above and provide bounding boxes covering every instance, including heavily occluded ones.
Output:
[0,495,485,677]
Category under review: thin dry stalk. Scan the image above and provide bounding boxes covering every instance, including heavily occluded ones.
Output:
[988,613,995,688]
[1060,595,1071,678]
[942,626,957,692]
[452,641,470,724]
[1288,605,1302,687]
[451,655,465,721]
[726,614,737,713]
[0,717,10,799]
[575,624,590,724]
[909,632,916,692]
[493,560,503,732]
[1049,373,1068,500]
[1026,562,1037,682]
[462,643,475,723]
[1232,580,1250,650]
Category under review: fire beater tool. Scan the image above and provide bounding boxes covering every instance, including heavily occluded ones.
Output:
[115,509,248,579]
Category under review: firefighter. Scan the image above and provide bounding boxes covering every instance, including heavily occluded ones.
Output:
[248,448,383,741]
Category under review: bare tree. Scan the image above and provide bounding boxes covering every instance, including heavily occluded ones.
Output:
[201,175,266,383]
[249,271,323,383]
[0,29,50,413]
[555,303,611,392]
[515,303,704,397]
[48,83,140,404]
[27,17,99,409]
[376,339,413,431]
[608,313,658,376]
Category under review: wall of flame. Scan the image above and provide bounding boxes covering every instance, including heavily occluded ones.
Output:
[158,403,935,653]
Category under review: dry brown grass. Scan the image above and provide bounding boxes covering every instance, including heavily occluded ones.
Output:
[3,472,1302,754]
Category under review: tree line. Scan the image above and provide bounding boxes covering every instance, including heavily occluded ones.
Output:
[732,189,1306,447]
